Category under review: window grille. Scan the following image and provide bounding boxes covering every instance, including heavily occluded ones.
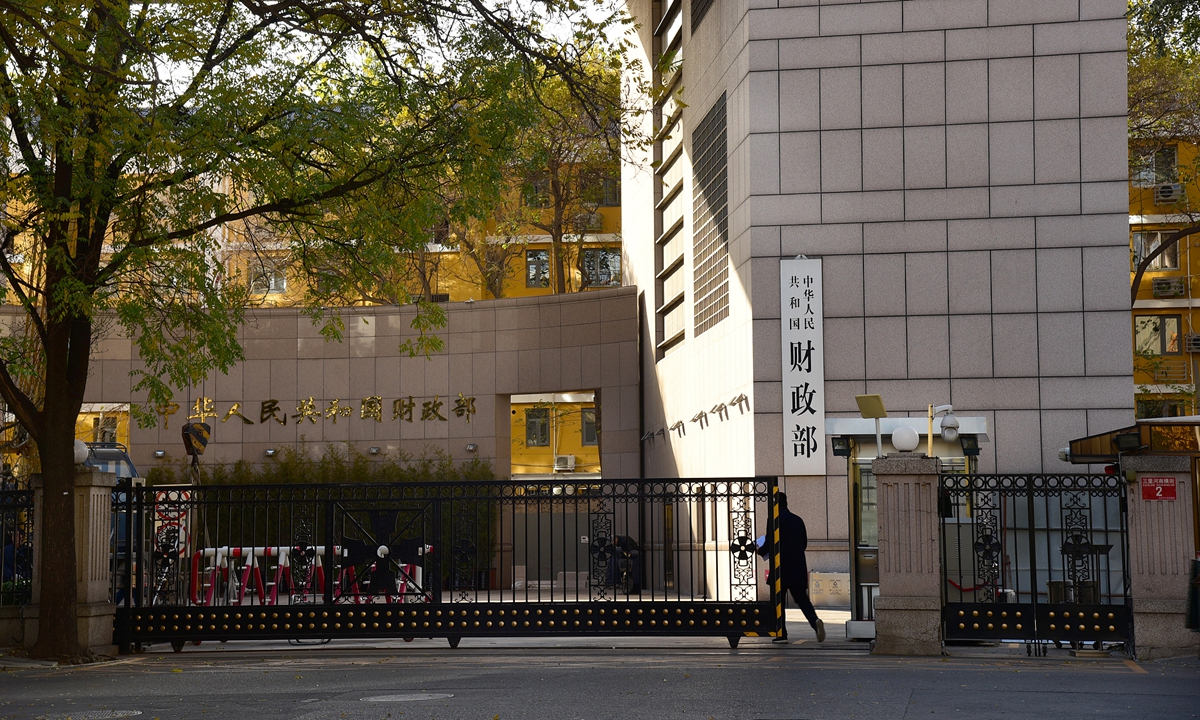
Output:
[692,93,729,336]
[691,0,715,33]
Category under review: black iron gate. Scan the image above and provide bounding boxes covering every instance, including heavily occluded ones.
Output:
[113,478,778,650]
[941,474,1132,651]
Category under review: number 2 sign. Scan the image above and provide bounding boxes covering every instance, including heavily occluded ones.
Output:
[1140,476,1178,501]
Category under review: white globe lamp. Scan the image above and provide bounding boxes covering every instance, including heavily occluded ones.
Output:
[73,439,90,465]
[891,426,920,453]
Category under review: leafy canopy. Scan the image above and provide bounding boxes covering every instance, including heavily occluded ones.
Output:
[0,0,632,436]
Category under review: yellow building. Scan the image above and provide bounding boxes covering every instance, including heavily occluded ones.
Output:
[1130,140,1200,417]
[509,393,602,477]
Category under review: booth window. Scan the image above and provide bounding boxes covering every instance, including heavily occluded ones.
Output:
[1134,315,1182,355]
[525,408,550,447]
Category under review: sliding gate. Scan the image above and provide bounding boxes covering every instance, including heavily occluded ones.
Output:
[114,478,777,650]
[941,474,1132,651]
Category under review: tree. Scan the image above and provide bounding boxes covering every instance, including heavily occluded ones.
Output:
[1129,0,1200,302]
[509,58,623,294]
[0,0,631,659]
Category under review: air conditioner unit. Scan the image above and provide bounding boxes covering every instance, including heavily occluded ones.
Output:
[1152,277,1187,298]
[1155,183,1184,204]
[553,455,576,472]
[1186,333,1200,353]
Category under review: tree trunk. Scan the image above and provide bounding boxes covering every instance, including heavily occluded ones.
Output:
[30,425,81,658]
[29,317,91,659]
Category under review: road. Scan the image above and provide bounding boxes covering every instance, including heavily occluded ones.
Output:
[2,628,1197,720]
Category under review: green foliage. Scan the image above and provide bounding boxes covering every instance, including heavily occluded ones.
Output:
[144,444,495,486]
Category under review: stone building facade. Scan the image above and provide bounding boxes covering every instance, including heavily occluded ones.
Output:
[622,0,1133,566]
[69,288,641,478]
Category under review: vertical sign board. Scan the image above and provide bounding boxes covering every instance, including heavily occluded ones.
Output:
[1140,476,1178,501]
[781,258,826,476]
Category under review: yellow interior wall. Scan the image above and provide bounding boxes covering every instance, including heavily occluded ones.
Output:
[509,402,601,475]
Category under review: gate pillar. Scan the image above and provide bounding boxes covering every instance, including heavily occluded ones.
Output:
[1123,455,1199,660]
[27,469,118,653]
[871,453,942,656]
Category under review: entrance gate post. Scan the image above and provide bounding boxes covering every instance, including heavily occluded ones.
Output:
[871,452,942,656]
[1122,455,1199,660]
[28,468,117,652]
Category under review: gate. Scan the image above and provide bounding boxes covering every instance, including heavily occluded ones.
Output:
[113,478,778,650]
[940,474,1133,652]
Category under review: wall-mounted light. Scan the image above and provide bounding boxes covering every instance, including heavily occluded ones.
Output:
[1111,433,1143,453]
[831,436,852,457]
[960,435,980,457]
[264,448,277,457]
[153,450,165,459]
[369,446,381,455]
[465,443,478,452]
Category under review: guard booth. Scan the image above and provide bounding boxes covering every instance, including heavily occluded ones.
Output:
[825,415,989,640]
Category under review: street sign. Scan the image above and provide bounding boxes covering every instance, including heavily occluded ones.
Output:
[1140,475,1177,501]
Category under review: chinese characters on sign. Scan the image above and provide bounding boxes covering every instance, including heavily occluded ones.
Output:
[1140,476,1178,501]
[781,258,826,475]
[157,394,477,429]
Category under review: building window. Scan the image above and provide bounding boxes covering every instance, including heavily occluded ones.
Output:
[1134,314,1182,355]
[581,408,598,446]
[582,247,621,288]
[250,259,287,294]
[1132,146,1177,188]
[523,176,551,208]
[692,93,730,336]
[691,0,715,32]
[1133,231,1180,270]
[1136,399,1188,419]
[525,408,550,447]
[526,249,550,288]
[601,177,621,207]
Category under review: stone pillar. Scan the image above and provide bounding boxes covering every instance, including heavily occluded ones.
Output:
[28,468,118,653]
[1122,455,1199,660]
[871,453,942,656]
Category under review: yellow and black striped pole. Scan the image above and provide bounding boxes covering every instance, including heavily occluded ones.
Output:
[772,483,783,636]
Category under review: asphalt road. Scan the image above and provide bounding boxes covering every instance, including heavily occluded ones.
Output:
[2,613,1199,720]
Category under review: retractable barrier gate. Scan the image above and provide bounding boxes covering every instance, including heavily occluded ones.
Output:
[113,478,779,650]
[940,474,1132,654]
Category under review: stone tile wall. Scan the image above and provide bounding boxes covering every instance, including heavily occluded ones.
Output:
[68,287,640,478]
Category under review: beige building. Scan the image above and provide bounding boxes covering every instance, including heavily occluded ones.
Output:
[621,0,1133,573]
[68,289,641,478]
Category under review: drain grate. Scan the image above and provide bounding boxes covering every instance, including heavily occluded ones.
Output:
[37,711,142,719]
[361,693,453,702]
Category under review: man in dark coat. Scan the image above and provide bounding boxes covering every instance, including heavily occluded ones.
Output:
[761,492,824,643]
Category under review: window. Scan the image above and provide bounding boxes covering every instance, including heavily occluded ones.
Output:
[692,93,730,336]
[601,178,621,207]
[1133,231,1180,270]
[523,176,551,208]
[691,0,715,32]
[526,249,550,288]
[1134,315,1182,355]
[1136,399,1188,419]
[525,408,550,447]
[581,408,598,446]
[582,247,621,288]
[1132,146,1177,188]
[250,259,287,294]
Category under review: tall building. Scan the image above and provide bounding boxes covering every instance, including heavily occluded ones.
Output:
[623,0,1133,569]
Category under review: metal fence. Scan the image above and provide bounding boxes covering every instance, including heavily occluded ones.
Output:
[113,478,777,649]
[940,474,1132,651]
[0,489,33,607]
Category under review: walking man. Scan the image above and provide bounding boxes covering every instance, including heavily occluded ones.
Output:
[762,492,824,644]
